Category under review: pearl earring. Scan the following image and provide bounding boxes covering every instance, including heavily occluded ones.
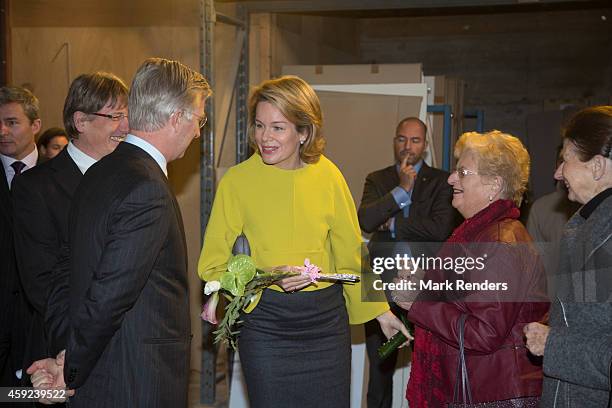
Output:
[488,195,493,202]
[300,140,304,145]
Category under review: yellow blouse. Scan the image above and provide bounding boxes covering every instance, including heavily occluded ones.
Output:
[197,153,388,324]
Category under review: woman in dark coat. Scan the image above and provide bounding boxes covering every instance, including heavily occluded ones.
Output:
[524,106,612,408]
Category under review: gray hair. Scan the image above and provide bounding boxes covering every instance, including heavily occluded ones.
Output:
[0,86,40,123]
[128,58,211,132]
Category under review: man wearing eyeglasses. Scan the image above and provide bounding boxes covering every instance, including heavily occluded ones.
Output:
[28,58,211,408]
[357,117,458,408]
[11,73,128,396]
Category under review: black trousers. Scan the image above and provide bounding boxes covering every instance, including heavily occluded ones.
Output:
[364,313,398,408]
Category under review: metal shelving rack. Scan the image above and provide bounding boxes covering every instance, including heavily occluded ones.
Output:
[199,0,249,403]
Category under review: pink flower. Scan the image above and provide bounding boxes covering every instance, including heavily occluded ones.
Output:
[302,258,321,283]
[201,292,219,324]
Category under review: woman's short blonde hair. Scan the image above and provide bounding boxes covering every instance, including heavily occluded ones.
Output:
[454,130,530,206]
[248,75,325,164]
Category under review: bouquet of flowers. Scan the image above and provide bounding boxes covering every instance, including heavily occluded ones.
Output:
[201,254,359,350]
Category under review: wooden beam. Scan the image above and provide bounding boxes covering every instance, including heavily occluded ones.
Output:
[219,0,607,15]
[11,0,199,27]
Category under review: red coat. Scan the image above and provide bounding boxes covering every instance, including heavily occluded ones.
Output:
[407,200,550,406]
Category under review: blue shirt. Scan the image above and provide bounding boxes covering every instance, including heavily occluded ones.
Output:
[389,160,423,238]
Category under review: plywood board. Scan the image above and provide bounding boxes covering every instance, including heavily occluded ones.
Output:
[283,63,422,85]
[12,0,199,27]
[11,26,199,130]
[317,90,422,208]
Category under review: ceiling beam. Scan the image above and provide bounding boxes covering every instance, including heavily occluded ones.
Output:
[230,0,607,14]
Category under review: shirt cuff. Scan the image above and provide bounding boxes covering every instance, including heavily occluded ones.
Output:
[391,186,412,210]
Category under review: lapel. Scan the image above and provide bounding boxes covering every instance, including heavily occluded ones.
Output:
[381,165,399,195]
[561,197,612,301]
[49,149,83,199]
[412,162,435,200]
[563,212,583,272]
[579,195,612,267]
[0,162,11,225]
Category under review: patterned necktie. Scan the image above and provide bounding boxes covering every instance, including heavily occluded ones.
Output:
[11,161,26,175]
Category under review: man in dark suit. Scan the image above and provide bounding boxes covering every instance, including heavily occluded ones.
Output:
[12,72,129,381]
[28,58,211,408]
[358,117,458,408]
[0,86,41,388]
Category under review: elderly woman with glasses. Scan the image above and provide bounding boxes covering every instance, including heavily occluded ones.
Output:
[396,130,549,407]
[524,106,612,408]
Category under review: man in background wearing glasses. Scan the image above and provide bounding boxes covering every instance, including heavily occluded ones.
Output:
[12,72,129,393]
[357,117,458,408]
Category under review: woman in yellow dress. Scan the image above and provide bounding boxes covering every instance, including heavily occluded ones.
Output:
[198,75,407,407]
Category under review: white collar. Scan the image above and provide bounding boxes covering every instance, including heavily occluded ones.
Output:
[1,146,38,172]
[124,134,168,176]
[66,141,97,174]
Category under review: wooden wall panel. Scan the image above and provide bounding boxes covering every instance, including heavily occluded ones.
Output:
[318,91,422,207]
[11,26,199,129]
[12,0,199,27]
[249,13,273,85]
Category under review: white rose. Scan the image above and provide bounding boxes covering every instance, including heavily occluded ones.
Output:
[204,280,221,296]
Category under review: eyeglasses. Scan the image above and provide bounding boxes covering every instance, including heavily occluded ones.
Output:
[89,112,128,121]
[184,110,208,129]
[454,167,479,178]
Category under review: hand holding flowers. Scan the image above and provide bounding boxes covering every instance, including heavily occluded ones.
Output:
[275,260,321,292]
[201,254,356,349]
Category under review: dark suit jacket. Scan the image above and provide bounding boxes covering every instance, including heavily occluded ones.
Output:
[12,148,83,365]
[358,163,459,246]
[0,162,30,387]
[54,142,190,408]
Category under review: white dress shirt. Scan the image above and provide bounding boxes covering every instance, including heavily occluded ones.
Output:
[67,141,98,174]
[0,147,38,188]
[124,134,168,176]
